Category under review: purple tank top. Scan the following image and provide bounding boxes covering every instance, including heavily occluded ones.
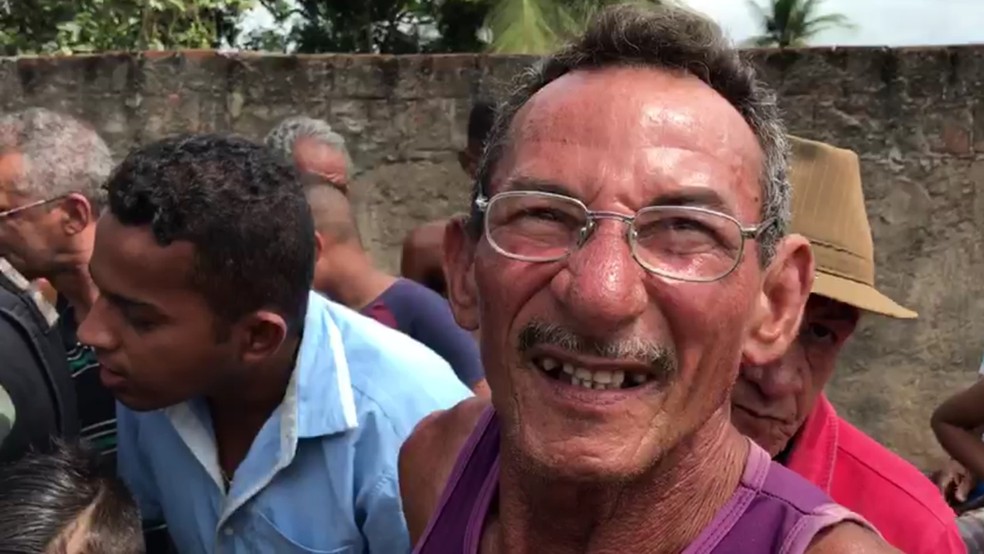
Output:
[414,408,876,554]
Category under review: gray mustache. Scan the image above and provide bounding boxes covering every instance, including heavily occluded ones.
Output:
[518,320,678,383]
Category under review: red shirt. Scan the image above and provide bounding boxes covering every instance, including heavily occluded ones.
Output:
[786,394,965,553]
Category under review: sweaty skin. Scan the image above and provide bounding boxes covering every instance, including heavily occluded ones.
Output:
[402,65,891,553]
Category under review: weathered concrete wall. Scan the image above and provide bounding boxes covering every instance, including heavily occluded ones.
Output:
[2,47,983,468]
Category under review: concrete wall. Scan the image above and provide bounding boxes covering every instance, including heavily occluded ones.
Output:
[2,47,983,468]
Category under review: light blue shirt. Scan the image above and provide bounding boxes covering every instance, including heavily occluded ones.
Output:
[117,292,472,553]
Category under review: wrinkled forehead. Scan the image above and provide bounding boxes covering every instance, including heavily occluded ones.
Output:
[494,66,764,218]
[293,136,349,182]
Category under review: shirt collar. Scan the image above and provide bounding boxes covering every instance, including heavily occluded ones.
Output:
[785,393,840,492]
[292,291,359,438]
[165,290,359,478]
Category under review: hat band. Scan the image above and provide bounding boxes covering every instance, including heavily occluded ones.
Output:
[810,241,875,287]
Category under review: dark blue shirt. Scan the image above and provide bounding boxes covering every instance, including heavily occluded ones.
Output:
[362,279,484,387]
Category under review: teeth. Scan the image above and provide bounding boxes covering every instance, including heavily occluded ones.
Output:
[612,371,625,387]
[536,356,650,390]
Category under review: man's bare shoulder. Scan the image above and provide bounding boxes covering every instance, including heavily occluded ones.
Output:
[402,220,448,253]
[807,523,902,554]
[402,396,490,468]
[399,397,491,546]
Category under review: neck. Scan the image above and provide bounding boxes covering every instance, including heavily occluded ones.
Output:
[207,335,301,423]
[497,410,748,554]
[316,244,396,310]
[47,231,98,318]
[49,264,97,320]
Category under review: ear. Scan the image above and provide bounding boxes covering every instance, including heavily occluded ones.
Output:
[313,230,325,261]
[742,234,814,367]
[237,311,289,366]
[444,215,480,331]
[59,193,92,235]
[311,230,330,292]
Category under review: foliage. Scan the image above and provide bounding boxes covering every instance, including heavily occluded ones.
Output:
[0,0,253,55]
[242,0,671,55]
[485,0,670,55]
[745,0,855,48]
[0,0,684,56]
[242,0,493,54]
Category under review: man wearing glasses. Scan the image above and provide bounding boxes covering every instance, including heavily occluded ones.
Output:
[0,108,117,468]
[399,4,894,552]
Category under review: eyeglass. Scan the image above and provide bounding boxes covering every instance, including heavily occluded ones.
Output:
[475,190,773,283]
[0,195,68,220]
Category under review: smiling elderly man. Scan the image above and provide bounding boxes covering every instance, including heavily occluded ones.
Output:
[731,136,964,552]
[398,4,898,553]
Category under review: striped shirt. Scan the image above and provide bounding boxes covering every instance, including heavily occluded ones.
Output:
[57,296,117,469]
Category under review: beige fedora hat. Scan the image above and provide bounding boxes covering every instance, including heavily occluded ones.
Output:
[789,136,917,319]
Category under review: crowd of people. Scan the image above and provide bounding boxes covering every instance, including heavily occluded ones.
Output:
[0,2,983,553]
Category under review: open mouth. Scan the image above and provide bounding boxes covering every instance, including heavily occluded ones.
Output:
[533,356,654,391]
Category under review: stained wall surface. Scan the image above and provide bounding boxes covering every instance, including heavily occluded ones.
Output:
[3,47,983,467]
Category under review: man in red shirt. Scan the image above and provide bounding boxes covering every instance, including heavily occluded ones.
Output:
[731,136,964,552]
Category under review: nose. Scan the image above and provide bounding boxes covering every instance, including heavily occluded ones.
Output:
[556,221,647,332]
[76,295,119,353]
[740,360,803,399]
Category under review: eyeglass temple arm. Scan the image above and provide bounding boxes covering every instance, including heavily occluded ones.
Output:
[743,217,776,238]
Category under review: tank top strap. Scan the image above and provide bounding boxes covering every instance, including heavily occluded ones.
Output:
[708,441,880,554]
[414,407,501,554]
[682,440,773,554]
[778,503,881,554]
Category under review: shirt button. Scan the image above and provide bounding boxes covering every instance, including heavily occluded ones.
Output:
[224,527,234,537]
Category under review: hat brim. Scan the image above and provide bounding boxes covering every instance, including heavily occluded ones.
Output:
[813,271,917,319]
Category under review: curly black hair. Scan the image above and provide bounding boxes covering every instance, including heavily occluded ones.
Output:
[104,133,315,332]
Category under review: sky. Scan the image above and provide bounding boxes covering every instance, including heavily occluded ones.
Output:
[240,0,984,49]
[688,0,984,47]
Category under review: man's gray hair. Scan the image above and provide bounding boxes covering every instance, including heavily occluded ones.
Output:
[0,108,112,211]
[264,116,353,174]
[472,2,790,264]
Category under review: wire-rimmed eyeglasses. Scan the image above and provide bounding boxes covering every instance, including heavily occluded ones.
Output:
[0,195,69,221]
[475,190,773,283]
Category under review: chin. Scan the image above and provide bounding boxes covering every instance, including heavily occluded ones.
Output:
[508,421,667,484]
[731,410,792,458]
[495,365,690,483]
[114,391,171,413]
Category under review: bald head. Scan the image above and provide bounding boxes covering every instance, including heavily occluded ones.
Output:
[304,181,360,246]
